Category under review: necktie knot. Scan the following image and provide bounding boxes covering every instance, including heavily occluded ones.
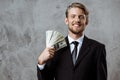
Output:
[72,41,79,47]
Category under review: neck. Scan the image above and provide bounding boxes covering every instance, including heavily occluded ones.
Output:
[68,31,83,40]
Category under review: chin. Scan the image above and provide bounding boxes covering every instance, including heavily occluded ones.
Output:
[71,30,81,34]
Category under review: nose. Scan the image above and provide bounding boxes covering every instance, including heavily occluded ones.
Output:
[75,17,80,22]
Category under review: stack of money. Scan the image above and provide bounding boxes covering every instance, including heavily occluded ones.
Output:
[46,30,67,51]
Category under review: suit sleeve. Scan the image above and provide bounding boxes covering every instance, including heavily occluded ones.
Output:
[96,45,107,80]
[37,60,55,80]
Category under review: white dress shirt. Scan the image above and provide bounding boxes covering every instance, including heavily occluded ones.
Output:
[68,35,84,59]
[38,35,84,70]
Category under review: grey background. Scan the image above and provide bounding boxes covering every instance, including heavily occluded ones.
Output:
[0,0,120,80]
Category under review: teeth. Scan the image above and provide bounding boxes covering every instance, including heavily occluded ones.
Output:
[74,24,80,26]
[72,23,81,26]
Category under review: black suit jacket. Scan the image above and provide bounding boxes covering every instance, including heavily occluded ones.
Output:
[37,36,107,80]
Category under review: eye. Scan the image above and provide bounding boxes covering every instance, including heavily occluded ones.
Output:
[79,15,85,19]
[71,15,75,18]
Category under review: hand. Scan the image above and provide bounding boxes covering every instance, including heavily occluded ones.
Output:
[38,47,55,65]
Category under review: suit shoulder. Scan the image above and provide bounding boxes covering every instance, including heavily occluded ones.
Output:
[87,37,105,47]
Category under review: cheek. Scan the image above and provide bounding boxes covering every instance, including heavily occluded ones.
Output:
[68,19,73,24]
[81,20,86,24]
[83,18,87,24]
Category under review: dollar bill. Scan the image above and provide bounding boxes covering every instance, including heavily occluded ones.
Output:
[53,39,67,51]
[46,30,67,51]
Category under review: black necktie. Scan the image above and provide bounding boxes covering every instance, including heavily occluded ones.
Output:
[72,41,79,65]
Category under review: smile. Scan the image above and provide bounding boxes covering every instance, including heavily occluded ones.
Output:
[74,24,80,26]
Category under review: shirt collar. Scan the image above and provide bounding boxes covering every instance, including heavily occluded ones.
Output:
[68,34,84,45]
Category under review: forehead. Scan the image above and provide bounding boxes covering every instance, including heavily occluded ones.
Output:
[68,7,85,15]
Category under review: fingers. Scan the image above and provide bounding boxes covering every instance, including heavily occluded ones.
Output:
[47,47,55,58]
[47,47,55,53]
[49,53,54,58]
[49,50,55,55]
[48,47,55,51]
[38,47,56,65]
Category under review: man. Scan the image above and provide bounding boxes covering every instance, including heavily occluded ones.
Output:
[37,2,107,80]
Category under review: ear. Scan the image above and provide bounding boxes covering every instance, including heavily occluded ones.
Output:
[64,18,68,25]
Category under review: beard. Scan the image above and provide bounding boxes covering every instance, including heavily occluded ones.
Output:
[69,27,80,34]
[68,25,85,34]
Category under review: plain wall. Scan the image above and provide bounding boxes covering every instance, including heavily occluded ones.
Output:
[0,0,120,80]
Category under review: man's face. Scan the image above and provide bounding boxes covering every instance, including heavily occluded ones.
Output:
[65,8,87,35]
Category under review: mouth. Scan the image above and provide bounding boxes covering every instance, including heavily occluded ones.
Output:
[73,23,81,27]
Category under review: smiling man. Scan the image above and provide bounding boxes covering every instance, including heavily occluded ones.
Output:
[37,2,107,80]
[65,5,88,39]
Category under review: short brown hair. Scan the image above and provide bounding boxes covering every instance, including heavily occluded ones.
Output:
[65,2,89,25]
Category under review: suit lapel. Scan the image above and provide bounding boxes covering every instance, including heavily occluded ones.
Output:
[65,37,75,68]
[65,36,92,67]
[75,36,91,67]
